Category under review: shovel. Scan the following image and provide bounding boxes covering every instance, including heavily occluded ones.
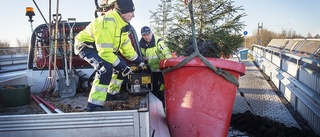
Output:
[58,20,77,98]
[67,18,76,78]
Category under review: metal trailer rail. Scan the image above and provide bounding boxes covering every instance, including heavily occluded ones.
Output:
[0,93,169,137]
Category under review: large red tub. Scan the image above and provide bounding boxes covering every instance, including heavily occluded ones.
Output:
[160,57,245,137]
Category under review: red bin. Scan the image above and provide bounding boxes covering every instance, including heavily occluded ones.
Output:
[160,57,245,137]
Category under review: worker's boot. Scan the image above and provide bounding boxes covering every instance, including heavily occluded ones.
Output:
[85,103,111,112]
[106,93,128,101]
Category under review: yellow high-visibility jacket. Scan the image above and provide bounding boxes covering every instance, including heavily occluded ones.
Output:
[139,35,172,71]
[74,10,139,69]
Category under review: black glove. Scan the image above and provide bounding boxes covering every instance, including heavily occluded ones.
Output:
[122,66,132,77]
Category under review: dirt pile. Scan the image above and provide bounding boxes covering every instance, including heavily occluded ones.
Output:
[231,111,319,137]
[0,92,146,114]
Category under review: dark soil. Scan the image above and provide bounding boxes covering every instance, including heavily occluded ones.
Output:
[231,111,319,137]
[104,93,145,110]
[0,92,145,114]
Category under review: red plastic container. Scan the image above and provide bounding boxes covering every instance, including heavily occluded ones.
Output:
[160,57,245,137]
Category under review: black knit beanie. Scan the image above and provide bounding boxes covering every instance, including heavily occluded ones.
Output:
[116,0,135,14]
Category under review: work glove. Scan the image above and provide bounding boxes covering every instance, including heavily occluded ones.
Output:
[138,62,145,69]
[122,66,132,77]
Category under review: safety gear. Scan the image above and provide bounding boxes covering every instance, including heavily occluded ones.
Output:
[138,62,145,69]
[159,83,164,91]
[86,103,111,112]
[141,26,151,35]
[88,78,110,105]
[106,93,129,101]
[114,60,127,72]
[107,74,123,95]
[140,34,172,71]
[122,66,132,77]
[75,10,139,67]
[116,0,135,14]
[79,47,113,106]
[75,9,139,106]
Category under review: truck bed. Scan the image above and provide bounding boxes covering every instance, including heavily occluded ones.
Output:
[0,93,170,137]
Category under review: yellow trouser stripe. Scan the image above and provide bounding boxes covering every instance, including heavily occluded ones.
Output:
[108,74,123,95]
[88,79,108,106]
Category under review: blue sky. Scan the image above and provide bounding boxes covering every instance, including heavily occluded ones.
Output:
[1,0,319,46]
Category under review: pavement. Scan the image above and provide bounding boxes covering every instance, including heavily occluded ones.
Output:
[232,59,299,127]
[228,57,304,136]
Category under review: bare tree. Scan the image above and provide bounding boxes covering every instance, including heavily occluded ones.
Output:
[150,0,173,38]
[245,28,306,48]
[307,33,313,38]
[16,38,30,48]
[0,39,10,48]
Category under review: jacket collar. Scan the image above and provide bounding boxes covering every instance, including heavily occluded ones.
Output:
[110,10,128,28]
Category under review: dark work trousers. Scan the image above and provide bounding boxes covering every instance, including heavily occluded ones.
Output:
[152,71,165,106]
[78,47,113,85]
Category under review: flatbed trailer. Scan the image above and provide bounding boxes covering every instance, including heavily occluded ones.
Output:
[0,93,170,137]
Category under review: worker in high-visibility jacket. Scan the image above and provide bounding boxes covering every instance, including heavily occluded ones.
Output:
[139,26,172,104]
[74,0,144,112]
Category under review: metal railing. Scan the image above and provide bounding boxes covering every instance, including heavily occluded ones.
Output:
[0,55,28,66]
[252,39,320,135]
[0,47,28,67]
[0,47,28,55]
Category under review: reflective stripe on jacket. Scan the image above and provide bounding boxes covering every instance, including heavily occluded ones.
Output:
[74,10,138,68]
